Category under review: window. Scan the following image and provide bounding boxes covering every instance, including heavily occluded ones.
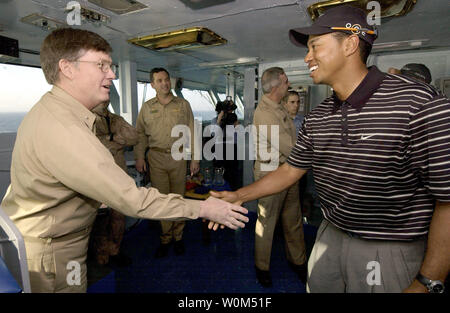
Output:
[0,64,52,133]
[234,94,244,119]
[217,93,227,101]
[137,81,156,111]
[181,88,216,121]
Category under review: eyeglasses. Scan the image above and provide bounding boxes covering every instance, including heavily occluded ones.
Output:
[75,60,117,74]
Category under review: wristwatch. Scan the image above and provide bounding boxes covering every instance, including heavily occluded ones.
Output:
[416,273,445,293]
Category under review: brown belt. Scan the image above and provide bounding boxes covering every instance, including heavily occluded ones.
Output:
[150,147,184,154]
[150,147,172,154]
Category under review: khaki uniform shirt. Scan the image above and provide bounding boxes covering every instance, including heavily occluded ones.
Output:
[1,86,200,239]
[134,95,197,160]
[253,94,297,172]
[92,105,138,170]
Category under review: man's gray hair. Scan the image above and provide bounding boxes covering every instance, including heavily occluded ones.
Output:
[261,67,285,94]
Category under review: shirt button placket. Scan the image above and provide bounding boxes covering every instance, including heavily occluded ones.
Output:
[341,103,348,146]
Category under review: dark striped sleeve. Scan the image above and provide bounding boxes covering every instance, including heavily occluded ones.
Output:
[409,95,450,201]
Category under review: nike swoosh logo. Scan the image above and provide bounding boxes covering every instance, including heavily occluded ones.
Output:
[361,134,375,140]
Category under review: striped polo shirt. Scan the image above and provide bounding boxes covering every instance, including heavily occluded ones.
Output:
[287,66,450,241]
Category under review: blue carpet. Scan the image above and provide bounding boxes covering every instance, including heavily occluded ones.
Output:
[87,211,318,293]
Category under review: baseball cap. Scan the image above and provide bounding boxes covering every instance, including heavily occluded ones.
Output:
[289,5,378,47]
[400,63,432,84]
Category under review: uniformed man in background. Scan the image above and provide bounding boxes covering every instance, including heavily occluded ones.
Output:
[91,102,138,267]
[134,68,200,258]
[252,67,307,288]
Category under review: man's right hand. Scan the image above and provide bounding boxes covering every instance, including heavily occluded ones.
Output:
[135,158,147,173]
[199,196,249,230]
[209,190,242,206]
[205,191,244,230]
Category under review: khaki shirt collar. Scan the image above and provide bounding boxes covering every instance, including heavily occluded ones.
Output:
[154,93,176,106]
[51,85,96,131]
[262,94,290,116]
[91,104,108,117]
[262,94,281,110]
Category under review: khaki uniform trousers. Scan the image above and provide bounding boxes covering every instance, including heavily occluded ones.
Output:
[24,227,91,293]
[307,220,427,293]
[254,169,306,271]
[148,149,187,244]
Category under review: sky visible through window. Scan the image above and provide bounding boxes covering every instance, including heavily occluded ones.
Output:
[0,63,242,133]
[0,63,52,113]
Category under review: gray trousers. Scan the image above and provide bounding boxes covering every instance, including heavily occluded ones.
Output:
[307,220,427,293]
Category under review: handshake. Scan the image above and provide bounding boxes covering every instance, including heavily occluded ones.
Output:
[199,190,247,231]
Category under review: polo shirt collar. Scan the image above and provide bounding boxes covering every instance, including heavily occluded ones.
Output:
[332,66,385,113]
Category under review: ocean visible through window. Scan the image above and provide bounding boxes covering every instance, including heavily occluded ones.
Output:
[0,112,27,134]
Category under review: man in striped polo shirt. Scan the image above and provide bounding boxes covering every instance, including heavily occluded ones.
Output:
[211,5,449,293]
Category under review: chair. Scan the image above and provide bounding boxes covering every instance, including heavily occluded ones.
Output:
[0,254,21,292]
[0,205,31,293]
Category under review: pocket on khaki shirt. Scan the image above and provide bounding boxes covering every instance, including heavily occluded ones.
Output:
[171,108,183,120]
[148,110,161,120]
[145,111,162,133]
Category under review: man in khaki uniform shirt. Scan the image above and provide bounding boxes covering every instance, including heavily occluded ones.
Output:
[0,28,248,293]
[252,67,306,287]
[91,102,138,266]
[92,102,138,171]
[134,68,199,258]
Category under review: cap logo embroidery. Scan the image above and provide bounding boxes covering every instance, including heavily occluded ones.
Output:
[346,23,366,36]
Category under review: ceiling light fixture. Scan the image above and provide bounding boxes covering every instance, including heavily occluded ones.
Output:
[372,39,429,52]
[179,0,235,10]
[88,0,148,15]
[284,70,311,76]
[307,0,417,21]
[20,13,65,31]
[129,27,227,51]
[198,57,259,68]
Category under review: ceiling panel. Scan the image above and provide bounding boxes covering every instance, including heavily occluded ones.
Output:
[0,0,449,90]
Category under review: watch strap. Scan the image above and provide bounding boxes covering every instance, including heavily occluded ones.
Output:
[416,273,432,285]
[416,273,444,293]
